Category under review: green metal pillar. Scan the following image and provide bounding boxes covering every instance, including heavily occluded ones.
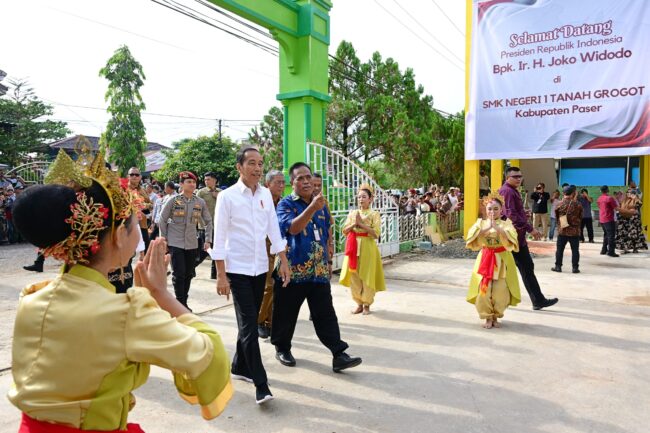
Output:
[207,0,332,169]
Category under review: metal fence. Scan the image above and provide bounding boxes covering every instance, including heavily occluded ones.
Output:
[399,214,429,242]
[6,161,51,185]
[438,211,462,236]
[306,142,400,269]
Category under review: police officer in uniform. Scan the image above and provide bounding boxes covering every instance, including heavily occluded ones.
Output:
[159,171,212,309]
[196,171,220,279]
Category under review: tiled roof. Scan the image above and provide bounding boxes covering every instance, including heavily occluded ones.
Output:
[49,135,165,152]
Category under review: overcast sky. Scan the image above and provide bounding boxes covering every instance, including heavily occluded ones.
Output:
[1,0,466,147]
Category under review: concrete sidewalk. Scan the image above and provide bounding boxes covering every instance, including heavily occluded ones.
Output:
[0,240,649,432]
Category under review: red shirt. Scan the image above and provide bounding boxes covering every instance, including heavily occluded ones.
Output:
[597,194,618,223]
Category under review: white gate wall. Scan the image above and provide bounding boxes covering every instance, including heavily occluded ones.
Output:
[306,142,399,269]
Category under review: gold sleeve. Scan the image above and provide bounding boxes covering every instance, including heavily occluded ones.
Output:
[124,287,221,379]
[465,219,483,251]
[501,219,520,252]
[342,210,356,233]
[371,210,381,237]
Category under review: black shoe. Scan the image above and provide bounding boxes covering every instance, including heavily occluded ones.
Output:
[600,250,607,255]
[258,324,270,339]
[589,240,595,243]
[332,352,362,373]
[23,263,43,272]
[551,266,562,273]
[275,350,296,367]
[533,298,559,311]
[607,253,620,257]
[255,383,274,405]
[572,268,580,274]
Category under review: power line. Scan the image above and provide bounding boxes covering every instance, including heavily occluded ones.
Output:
[194,0,273,40]
[167,0,277,52]
[45,5,191,52]
[150,0,279,56]
[372,0,464,71]
[46,100,219,120]
[152,0,455,118]
[388,0,464,64]
[429,0,465,38]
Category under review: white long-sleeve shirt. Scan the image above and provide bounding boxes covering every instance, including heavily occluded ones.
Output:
[210,180,286,276]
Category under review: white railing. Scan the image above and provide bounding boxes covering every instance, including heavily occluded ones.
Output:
[306,142,399,269]
[6,161,51,185]
[399,214,429,242]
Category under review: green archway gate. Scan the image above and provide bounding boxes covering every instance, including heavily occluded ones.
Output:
[207,0,332,169]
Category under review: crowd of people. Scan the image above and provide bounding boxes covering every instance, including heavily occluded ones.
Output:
[394,185,464,216]
[0,170,27,245]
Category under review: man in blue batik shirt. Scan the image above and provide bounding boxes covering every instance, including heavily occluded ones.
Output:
[272,162,362,373]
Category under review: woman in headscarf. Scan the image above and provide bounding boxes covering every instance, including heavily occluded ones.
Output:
[615,189,648,253]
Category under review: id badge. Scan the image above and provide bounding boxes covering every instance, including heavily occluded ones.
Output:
[314,227,321,241]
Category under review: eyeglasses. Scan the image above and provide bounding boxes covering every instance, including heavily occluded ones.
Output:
[128,173,141,177]
[509,175,523,179]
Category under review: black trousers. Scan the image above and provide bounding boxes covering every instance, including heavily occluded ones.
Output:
[228,272,268,386]
[169,247,198,308]
[149,225,159,241]
[580,218,594,242]
[271,280,348,357]
[555,235,580,269]
[512,244,547,307]
[196,230,217,278]
[601,221,616,254]
[140,228,150,253]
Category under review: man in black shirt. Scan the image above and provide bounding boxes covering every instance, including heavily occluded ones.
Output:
[530,182,550,241]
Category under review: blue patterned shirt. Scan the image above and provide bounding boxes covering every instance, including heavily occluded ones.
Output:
[276,193,331,284]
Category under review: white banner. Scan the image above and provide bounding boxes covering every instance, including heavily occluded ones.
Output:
[466,0,650,160]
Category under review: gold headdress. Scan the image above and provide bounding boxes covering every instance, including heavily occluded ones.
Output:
[42,138,143,264]
[482,191,505,206]
[358,183,375,196]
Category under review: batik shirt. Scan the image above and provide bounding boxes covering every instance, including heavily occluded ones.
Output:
[276,193,331,284]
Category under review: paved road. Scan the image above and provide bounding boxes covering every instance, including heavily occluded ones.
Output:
[0,241,649,432]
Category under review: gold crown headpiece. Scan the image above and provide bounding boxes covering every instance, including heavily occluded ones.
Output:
[42,137,143,264]
[482,191,505,206]
[358,183,375,196]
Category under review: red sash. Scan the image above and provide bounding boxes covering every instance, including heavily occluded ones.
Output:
[19,414,145,433]
[344,232,369,271]
[477,246,506,294]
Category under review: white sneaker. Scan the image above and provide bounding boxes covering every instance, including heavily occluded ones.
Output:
[231,373,254,383]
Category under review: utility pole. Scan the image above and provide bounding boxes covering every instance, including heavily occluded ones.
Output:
[218,119,222,144]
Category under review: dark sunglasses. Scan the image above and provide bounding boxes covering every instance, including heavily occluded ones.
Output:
[129,173,141,177]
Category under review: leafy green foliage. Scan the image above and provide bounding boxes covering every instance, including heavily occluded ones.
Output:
[99,45,147,176]
[250,41,465,189]
[0,80,69,166]
[247,106,284,173]
[329,43,465,189]
[153,134,239,186]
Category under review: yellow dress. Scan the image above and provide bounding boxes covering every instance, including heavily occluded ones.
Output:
[466,218,521,319]
[339,209,386,305]
[8,265,233,430]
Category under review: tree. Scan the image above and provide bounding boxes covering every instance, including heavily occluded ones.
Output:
[0,80,69,166]
[99,45,147,176]
[154,133,239,186]
[252,41,466,189]
[247,106,284,173]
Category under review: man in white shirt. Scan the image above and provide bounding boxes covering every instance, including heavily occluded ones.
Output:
[211,147,291,406]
